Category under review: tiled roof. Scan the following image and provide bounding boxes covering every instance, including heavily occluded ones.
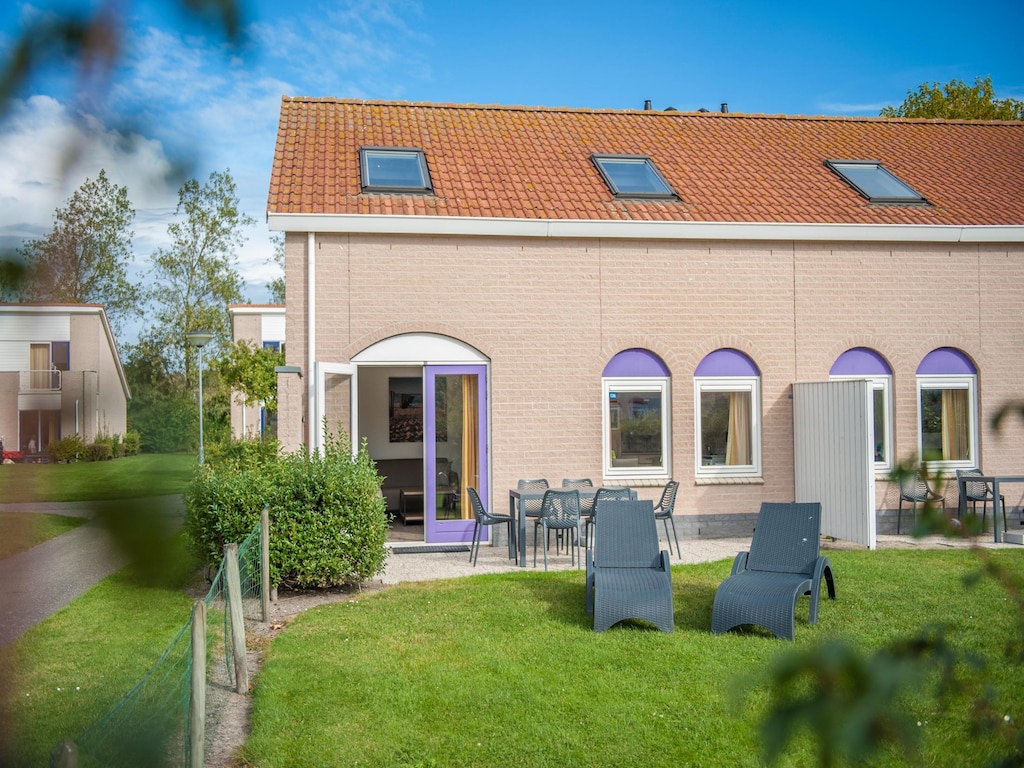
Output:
[268,98,1024,226]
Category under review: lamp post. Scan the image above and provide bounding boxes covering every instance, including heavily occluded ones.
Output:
[186,331,215,465]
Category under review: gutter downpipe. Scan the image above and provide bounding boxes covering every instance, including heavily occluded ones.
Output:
[307,231,317,454]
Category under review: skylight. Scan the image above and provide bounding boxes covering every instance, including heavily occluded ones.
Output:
[592,155,677,199]
[825,160,927,204]
[360,147,432,193]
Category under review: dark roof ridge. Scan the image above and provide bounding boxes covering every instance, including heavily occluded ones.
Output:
[279,96,1024,126]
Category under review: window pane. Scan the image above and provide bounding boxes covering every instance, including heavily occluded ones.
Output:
[920,387,970,461]
[608,390,662,468]
[594,156,674,197]
[828,161,924,202]
[872,387,886,463]
[701,390,752,466]
[363,150,430,190]
[51,341,70,371]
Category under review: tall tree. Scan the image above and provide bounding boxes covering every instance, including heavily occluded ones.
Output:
[138,169,253,387]
[881,75,1024,120]
[18,169,141,333]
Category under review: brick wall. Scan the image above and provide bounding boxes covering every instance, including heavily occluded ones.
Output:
[275,231,1024,526]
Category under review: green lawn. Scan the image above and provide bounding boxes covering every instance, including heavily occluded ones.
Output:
[0,535,200,767]
[244,549,1024,768]
[2,539,1021,767]
[0,453,195,504]
[0,513,88,559]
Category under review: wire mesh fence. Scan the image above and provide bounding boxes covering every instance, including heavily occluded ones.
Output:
[59,516,266,768]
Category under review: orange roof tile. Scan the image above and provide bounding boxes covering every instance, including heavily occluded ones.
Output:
[267,98,1024,226]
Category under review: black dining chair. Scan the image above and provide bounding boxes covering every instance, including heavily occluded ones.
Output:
[897,470,944,534]
[956,468,1007,532]
[533,489,582,570]
[467,487,517,565]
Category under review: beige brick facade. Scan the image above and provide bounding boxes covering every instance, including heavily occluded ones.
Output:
[277,232,1024,530]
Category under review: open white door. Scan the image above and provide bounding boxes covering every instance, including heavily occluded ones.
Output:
[315,362,358,456]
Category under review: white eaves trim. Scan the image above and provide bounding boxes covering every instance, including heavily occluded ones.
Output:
[267,213,1024,243]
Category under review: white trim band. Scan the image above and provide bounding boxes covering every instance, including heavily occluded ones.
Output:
[267,213,1024,243]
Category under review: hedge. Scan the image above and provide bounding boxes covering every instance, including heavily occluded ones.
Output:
[184,431,389,589]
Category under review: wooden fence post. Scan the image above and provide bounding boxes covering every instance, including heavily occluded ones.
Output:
[224,543,249,694]
[260,506,271,621]
[190,600,206,768]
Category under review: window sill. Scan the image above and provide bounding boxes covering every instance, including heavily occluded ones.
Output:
[694,476,764,486]
[602,477,669,488]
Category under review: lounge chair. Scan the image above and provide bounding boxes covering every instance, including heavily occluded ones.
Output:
[586,500,674,632]
[711,502,835,641]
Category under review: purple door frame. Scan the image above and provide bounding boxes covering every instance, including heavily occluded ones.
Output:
[424,365,488,543]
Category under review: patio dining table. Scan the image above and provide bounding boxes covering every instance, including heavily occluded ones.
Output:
[508,486,637,567]
[955,474,1024,544]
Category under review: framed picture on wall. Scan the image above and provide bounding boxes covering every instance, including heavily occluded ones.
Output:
[389,377,423,442]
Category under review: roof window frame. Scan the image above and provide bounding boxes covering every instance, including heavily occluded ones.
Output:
[591,154,678,200]
[359,146,433,194]
[824,159,928,205]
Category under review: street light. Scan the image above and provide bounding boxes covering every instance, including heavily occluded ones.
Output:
[186,330,215,465]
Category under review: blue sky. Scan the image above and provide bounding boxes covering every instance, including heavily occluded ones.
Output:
[1,0,1022,328]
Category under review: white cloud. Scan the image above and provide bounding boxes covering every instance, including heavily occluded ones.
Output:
[0,95,179,249]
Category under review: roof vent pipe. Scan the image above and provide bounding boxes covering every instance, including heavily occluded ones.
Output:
[643,99,652,110]
[720,102,729,113]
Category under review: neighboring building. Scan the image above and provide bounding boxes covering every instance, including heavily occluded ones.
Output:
[0,304,130,458]
[266,97,1024,547]
[227,304,286,439]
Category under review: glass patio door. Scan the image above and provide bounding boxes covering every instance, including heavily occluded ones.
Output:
[424,365,487,543]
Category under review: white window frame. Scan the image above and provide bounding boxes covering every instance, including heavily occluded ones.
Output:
[694,376,761,478]
[602,376,671,480]
[830,374,893,475]
[916,374,977,470]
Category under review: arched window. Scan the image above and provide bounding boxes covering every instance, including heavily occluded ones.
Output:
[830,348,893,471]
[917,348,977,468]
[602,349,671,479]
[694,349,761,478]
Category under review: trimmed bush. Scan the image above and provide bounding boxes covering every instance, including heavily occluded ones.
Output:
[85,443,114,461]
[123,431,141,456]
[185,430,388,589]
[48,435,86,463]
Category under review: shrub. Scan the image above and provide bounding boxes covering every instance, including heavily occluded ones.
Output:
[48,435,86,463]
[123,431,142,456]
[185,429,388,589]
[204,434,279,468]
[85,442,113,461]
[94,433,124,458]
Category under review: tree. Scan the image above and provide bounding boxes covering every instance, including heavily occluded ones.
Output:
[18,169,141,334]
[137,169,253,387]
[267,232,285,304]
[218,339,285,414]
[881,75,1024,121]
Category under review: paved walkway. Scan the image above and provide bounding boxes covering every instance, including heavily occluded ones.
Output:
[0,496,184,649]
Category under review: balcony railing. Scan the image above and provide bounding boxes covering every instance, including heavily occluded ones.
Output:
[19,369,62,391]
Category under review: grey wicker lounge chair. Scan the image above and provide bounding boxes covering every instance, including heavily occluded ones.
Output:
[584,486,632,552]
[653,480,681,559]
[711,502,835,641]
[467,487,517,565]
[585,500,674,633]
[533,489,582,570]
